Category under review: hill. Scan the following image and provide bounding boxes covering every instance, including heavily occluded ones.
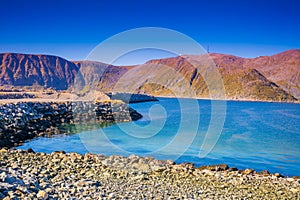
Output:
[96,50,299,102]
[0,50,299,102]
[0,53,79,90]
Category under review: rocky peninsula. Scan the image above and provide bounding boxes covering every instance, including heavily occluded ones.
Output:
[0,101,142,148]
[107,92,158,103]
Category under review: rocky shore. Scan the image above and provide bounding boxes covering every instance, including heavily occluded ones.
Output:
[0,93,36,100]
[0,101,142,148]
[0,149,299,199]
[107,92,158,103]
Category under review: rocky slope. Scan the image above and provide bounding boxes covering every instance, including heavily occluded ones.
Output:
[210,49,300,99]
[0,53,79,90]
[97,51,299,102]
[73,60,132,92]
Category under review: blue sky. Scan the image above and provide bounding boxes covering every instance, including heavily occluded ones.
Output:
[0,0,299,64]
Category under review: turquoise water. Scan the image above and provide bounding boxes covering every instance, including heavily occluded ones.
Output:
[18,98,300,176]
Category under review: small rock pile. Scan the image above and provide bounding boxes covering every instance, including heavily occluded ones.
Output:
[107,92,158,103]
[0,149,299,199]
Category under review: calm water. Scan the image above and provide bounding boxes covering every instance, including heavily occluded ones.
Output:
[18,98,300,176]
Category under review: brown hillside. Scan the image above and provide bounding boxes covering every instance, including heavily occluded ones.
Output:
[210,49,300,98]
[0,53,79,90]
[101,54,296,101]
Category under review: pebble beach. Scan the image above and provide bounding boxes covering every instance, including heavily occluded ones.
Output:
[0,149,299,199]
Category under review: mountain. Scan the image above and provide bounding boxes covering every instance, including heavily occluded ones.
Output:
[0,50,299,102]
[95,50,299,102]
[0,53,79,90]
[210,49,300,99]
[73,61,133,92]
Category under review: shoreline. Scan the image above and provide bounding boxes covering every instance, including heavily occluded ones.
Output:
[0,90,299,104]
[1,97,299,105]
[0,148,299,199]
[153,95,300,104]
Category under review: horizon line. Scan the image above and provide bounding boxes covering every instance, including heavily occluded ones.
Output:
[0,48,299,66]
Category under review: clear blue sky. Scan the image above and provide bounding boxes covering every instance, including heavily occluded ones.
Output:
[0,0,299,64]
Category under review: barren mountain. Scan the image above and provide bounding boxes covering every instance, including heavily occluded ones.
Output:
[74,61,133,92]
[98,52,297,102]
[0,53,79,90]
[0,50,299,102]
[210,49,300,99]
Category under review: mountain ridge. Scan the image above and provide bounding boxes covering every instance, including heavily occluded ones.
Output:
[0,53,79,90]
[0,50,299,102]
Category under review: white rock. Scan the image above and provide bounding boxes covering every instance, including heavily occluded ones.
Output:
[37,190,48,200]
[108,192,116,198]
[286,177,294,182]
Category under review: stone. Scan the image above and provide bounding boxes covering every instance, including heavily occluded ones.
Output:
[108,192,116,198]
[152,165,166,172]
[25,148,35,153]
[286,177,294,182]
[0,192,5,199]
[0,172,7,181]
[290,188,299,193]
[37,190,48,200]
[0,148,8,153]
[243,169,254,175]
[260,170,270,175]
[137,163,151,173]
[274,173,284,178]
[227,167,238,172]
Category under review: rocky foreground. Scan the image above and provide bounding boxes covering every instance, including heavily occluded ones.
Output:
[0,149,299,199]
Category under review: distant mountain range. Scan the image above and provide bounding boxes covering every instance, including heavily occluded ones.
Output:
[0,50,299,102]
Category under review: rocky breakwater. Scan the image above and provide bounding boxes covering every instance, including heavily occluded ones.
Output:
[0,93,36,100]
[0,100,142,148]
[107,92,158,103]
[0,149,299,199]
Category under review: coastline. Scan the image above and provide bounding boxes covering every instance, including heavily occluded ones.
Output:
[152,95,300,104]
[0,90,298,104]
[0,149,299,199]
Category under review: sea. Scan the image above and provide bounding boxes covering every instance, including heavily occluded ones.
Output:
[18,98,300,176]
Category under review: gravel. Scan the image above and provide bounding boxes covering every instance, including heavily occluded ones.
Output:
[0,149,299,199]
